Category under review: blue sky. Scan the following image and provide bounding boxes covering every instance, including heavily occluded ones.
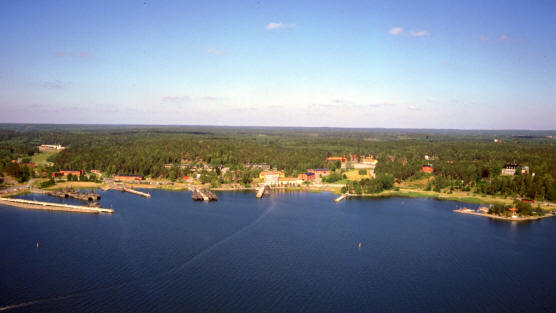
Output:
[1,0,555,129]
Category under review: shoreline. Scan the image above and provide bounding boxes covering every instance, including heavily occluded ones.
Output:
[5,180,555,213]
[453,209,555,222]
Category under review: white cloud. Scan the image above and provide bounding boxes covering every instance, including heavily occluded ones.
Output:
[410,30,430,37]
[388,27,403,35]
[408,105,420,110]
[206,48,222,55]
[265,22,295,30]
[479,35,491,41]
[499,34,509,41]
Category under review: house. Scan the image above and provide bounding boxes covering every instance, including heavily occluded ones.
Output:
[114,174,144,181]
[278,177,301,186]
[91,169,101,174]
[264,173,280,185]
[298,172,316,181]
[51,172,64,178]
[259,170,285,179]
[182,176,193,183]
[243,163,271,170]
[521,166,529,175]
[326,156,347,163]
[422,165,434,173]
[38,144,66,152]
[494,139,501,143]
[477,207,489,213]
[308,168,331,177]
[501,163,518,176]
[60,170,84,176]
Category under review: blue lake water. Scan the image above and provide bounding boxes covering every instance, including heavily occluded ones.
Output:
[1,190,556,312]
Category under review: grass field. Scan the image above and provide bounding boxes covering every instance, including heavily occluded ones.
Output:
[30,151,58,165]
[344,169,373,181]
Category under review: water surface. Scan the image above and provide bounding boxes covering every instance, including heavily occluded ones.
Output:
[1,190,555,312]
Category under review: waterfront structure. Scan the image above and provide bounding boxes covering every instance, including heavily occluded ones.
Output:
[422,165,434,173]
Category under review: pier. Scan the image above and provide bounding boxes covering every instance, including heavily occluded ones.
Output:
[334,193,348,202]
[122,187,151,198]
[106,185,151,198]
[0,197,114,214]
[256,185,271,198]
[192,188,218,201]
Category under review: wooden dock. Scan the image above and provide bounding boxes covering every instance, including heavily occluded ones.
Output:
[256,185,271,198]
[0,197,114,214]
[334,193,348,202]
[192,188,217,201]
[122,187,151,198]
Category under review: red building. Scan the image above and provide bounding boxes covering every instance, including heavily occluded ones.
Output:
[422,165,434,173]
[298,172,316,181]
[326,156,347,163]
[60,170,84,176]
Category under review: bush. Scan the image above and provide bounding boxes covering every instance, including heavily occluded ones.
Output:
[40,178,55,188]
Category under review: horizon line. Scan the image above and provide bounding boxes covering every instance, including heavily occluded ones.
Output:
[0,122,555,132]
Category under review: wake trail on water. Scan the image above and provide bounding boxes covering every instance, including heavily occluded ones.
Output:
[0,202,276,312]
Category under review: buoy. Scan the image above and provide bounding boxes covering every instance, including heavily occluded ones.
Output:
[36,241,39,248]
[358,242,362,249]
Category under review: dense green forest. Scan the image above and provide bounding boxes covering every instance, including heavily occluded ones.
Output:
[1,125,555,201]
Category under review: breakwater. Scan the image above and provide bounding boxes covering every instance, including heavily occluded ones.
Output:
[0,197,113,214]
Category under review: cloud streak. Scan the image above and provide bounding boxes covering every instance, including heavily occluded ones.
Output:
[206,48,222,55]
[162,96,190,102]
[55,51,90,58]
[388,27,403,35]
[409,30,430,37]
[265,22,295,30]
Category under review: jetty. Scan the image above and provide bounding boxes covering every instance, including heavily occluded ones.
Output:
[334,193,348,202]
[256,185,271,198]
[192,188,218,201]
[122,187,151,198]
[0,197,113,214]
[106,185,151,198]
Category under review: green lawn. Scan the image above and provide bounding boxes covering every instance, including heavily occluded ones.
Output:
[30,151,58,165]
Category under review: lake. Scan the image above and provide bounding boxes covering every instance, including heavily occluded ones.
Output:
[1,190,555,312]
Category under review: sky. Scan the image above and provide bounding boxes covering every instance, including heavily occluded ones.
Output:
[1,0,555,129]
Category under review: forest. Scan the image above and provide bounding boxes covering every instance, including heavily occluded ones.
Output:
[0,124,555,201]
